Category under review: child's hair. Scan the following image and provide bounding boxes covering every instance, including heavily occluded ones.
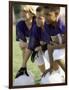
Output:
[36,6,44,12]
[36,6,45,17]
[44,5,60,15]
[20,5,36,16]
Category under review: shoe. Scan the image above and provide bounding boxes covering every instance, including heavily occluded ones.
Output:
[15,67,29,78]
[31,51,37,62]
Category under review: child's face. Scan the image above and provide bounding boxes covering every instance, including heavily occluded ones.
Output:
[20,9,32,21]
[45,11,58,24]
[36,11,45,27]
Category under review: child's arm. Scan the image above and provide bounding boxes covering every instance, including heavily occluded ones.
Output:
[41,43,54,76]
[52,34,65,49]
[47,43,54,72]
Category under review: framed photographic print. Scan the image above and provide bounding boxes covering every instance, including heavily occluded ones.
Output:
[9,1,67,89]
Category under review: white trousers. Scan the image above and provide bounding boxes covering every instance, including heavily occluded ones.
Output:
[35,49,65,69]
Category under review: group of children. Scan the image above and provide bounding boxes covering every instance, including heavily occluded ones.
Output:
[15,5,66,84]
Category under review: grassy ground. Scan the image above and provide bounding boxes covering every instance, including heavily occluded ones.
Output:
[13,24,41,83]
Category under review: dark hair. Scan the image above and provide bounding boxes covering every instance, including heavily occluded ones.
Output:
[44,5,60,13]
[36,6,44,12]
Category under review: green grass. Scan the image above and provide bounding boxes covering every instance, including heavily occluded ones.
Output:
[13,24,41,84]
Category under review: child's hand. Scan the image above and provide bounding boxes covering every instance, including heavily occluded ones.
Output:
[19,40,28,49]
[52,43,58,48]
[49,41,58,49]
[40,41,46,45]
[51,36,59,44]
[35,46,42,52]
[42,68,53,77]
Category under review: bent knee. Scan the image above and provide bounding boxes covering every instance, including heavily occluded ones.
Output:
[52,61,59,70]
[20,45,25,50]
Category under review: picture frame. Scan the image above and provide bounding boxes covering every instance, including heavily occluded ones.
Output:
[9,1,67,89]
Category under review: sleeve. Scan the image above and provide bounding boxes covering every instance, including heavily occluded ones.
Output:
[28,36,37,51]
[59,20,65,34]
[28,25,40,51]
[42,30,51,44]
[16,21,27,42]
[44,33,51,44]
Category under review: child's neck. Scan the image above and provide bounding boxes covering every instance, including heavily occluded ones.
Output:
[41,21,45,31]
[25,19,33,30]
[50,20,57,26]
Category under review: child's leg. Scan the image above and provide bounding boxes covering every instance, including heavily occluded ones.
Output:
[15,42,31,78]
[52,61,59,71]
[41,61,59,77]
[38,64,46,73]
[47,44,54,70]
[53,49,65,72]
[56,60,65,71]
[35,52,46,73]
[20,46,30,68]
[19,40,29,67]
